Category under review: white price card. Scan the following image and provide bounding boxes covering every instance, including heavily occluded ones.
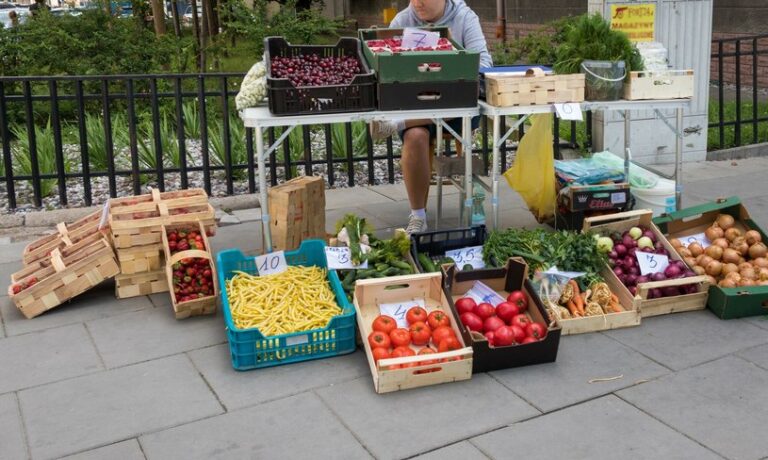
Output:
[324,246,368,270]
[402,27,440,50]
[636,252,669,276]
[679,232,711,249]
[379,298,426,328]
[554,103,583,121]
[445,245,485,270]
[255,251,288,276]
[98,200,109,230]
[464,281,506,307]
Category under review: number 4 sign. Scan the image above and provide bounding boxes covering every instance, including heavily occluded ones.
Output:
[636,252,669,276]
[255,251,288,276]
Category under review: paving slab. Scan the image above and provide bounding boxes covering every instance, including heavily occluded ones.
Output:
[209,223,263,256]
[325,206,393,236]
[367,183,460,202]
[87,306,226,368]
[315,373,539,460]
[738,343,768,371]
[0,393,27,460]
[471,395,721,460]
[746,315,768,331]
[188,344,369,411]
[20,355,223,460]
[412,441,489,460]
[618,356,768,460]
[140,392,371,460]
[147,293,170,309]
[60,440,145,460]
[604,309,768,370]
[0,324,102,394]
[326,186,394,210]
[231,207,261,223]
[0,240,36,264]
[0,285,153,337]
[489,333,669,412]
[0,260,23,289]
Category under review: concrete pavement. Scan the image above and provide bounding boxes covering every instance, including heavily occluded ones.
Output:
[1,157,768,459]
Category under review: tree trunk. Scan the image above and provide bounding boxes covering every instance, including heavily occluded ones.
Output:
[203,0,216,39]
[150,0,166,35]
[210,0,219,37]
[200,0,208,73]
[192,0,201,67]
[170,0,181,37]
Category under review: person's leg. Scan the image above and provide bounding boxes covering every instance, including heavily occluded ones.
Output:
[400,126,432,234]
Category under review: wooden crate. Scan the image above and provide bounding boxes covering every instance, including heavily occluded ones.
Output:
[485,71,585,107]
[353,273,473,394]
[116,244,163,275]
[161,221,217,319]
[268,176,325,251]
[624,70,694,100]
[8,238,119,319]
[115,269,168,299]
[584,209,709,317]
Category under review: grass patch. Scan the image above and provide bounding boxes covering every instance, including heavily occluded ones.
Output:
[708,98,768,150]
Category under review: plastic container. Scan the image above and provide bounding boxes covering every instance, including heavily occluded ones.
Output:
[410,225,487,273]
[631,177,676,217]
[581,60,626,101]
[216,239,356,370]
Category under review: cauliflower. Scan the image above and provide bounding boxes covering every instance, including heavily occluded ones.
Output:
[236,60,267,110]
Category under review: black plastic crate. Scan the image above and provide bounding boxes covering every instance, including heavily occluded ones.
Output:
[265,36,377,116]
[410,225,487,272]
[378,80,478,111]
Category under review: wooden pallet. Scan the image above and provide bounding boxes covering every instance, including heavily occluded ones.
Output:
[9,237,119,319]
[485,70,585,107]
[624,70,694,100]
[115,269,168,299]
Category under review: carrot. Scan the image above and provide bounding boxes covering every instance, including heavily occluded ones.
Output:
[566,299,579,317]
[609,293,622,313]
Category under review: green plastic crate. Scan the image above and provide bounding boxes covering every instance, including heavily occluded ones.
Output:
[359,27,479,84]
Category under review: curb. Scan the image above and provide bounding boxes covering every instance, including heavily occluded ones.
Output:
[0,194,261,230]
[706,142,768,161]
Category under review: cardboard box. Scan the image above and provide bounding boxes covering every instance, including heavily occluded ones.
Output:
[654,197,768,319]
[268,176,325,251]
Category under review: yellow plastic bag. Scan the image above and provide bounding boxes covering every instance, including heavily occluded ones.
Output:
[503,113,556,223]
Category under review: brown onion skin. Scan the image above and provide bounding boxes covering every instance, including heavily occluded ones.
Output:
[722,263,739,276]
[753,257,768,269]
[706,261,723,277]
[713,238,729,250]
[725,227,742,242]
[748,242,767,260]
[722,248,740,264]
[705,245,724,260]
[717,214,736,230]
[705,226,724,241]
[670,238,683,248]
[745,230,762,246]
[719,278,737,288]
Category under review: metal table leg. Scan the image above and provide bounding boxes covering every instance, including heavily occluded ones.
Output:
[675,107,683,210]
[463,116,473,227]
[255,126,272,253]
[491,115,501,229]
[436,120,444,228]
[624,110,631,184]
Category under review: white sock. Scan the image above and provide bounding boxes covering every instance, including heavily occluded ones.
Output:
[395,120,406,132]
[411,208,426,219]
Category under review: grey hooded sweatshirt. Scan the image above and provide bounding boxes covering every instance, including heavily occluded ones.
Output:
[390,0,493,69]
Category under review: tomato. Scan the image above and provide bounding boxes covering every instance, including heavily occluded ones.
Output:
[521,336,538,344]
[417,347,438,365]
[409,321,432,346]
[438,337,462,352]
[389,328,412,347]
[455,297,477,315]
[510,314,532,329]
[493,326,515,346]
[484,331,495,346]
[510,325,526,343]
[372,347,391,364]
[368,331,391,349]
[432,326,456,346]
[473,302,496,320]
[427,310,450,329]
[526,322,547,339]
[391,346,415,358]
[460,312,484,333]
[495,301,520,324]
[406,306,428,325]
[483,316,506,333]
[372,315,397,334]
[507,290,529,312]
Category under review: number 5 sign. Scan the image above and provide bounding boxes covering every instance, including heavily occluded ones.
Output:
[636,252,669,276]
[255,251,288,276]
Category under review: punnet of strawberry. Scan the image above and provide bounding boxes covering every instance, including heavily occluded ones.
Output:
[167,229,206,255]
[171,258,215,304]
[11,276,38,295]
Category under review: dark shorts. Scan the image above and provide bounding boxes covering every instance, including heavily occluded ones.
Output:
[398,115,481,142]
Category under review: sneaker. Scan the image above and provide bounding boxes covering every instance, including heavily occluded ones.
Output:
[405,213,428,235]
[369,120,399,141]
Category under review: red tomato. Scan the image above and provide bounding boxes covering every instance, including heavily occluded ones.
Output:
[483,316,506,333]
[368,331,391,350]
[417,347,438,365]
[521,336,538,344]
[406,306,428,325]
[372,315,397,334]
[432,326,456,346]
[409,321,432,346]
[511,314,532,329]
[510,325,526,343]
[460,312,484,333]
[495,301,520,324]
[473,302,496,320]
[391,346,415,357]
[438,337,462,352]
[484,331,496,346]
[494,326,515,346]
[372,347,391,364]
[427,310,451,329]
[455,297,477,315]
[389,328,412,347]
[507,290,529,312]
[526,322,548,340]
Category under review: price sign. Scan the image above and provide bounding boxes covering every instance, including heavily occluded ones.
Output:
[554,103,583,121]
[324,246,368,270]
[379,298,426,328]
[445,245,485,270]
[402,28,440,49]
[679,232,711,249]
[636,252,669,276]
[464,281,506,307]
[255,251,288,276]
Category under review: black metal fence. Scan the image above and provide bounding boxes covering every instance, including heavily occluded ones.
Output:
[710,33,768,149]
[0,73,583,210]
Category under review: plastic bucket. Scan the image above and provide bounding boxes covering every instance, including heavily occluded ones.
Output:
[581,60,626,101]
[631,177,676,217]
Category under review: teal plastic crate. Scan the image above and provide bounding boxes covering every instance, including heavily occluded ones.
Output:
[217,239,356,370]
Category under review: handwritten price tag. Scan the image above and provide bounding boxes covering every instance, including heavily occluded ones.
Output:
[554,103,583,121]
[402,28,440,49]
[445,245,485,270]
[464,281,506,307]
[636,252,669,276]
[324,246,368,270]
[679,232,711,249]
[255,251,288,276]
[379,298,426,328]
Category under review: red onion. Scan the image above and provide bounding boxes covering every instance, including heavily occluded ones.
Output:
[608,250,618,260]
[614,244,627,256]
[651,272,667,282]
[636,275,649,285]
[628,247,638,257]
[613,267,624,277]
[664,264,682,278]
[623,235,636,248]
[629,286,638,296]
[628,266,639,276]
[624,256,636,268]
[625,274,638,286]
[650,288,663,298]
[662,286,681,297]
[643,230,657,242]
[655,248,669,255]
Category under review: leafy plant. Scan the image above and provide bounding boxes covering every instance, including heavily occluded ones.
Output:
[136,116,180,183]
[209,118,247,180]
[330,122,367,160]
[492,16,578,66]
[10,119,71,198]
[181,99,201,140]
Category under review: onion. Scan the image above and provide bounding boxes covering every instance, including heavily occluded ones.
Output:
[693,265,706,275]
[688,243,704,257]
[613,267,624,277]
[642,230,657,243]
[722,263,739,276]
[623,235,636,248]
[745,230,762,246]
[740,267,757,280]
[716,214,736,230]
[618,274,628,285]
[608,250,619,260]
[662,286,681,297]
[698,255,714,268]
[713,238,729,250]
[678,247,692,258]
[753,257,768,269]
[629,227,643,240]
[725,271,742,282]
[739,278,756,287]
[614,244,627,256]
[655,247,669,256]
[705,226,724,241]
[628,266,640,276]
[705,275,717,286]
[670,238,682,248]
[624,256,636,268]
[759,280,768,286]
[739,257,746,265]
[719,278,737,288]
[759,268,768,281]
[625,274,638,286]
[637,236,653,250]
[725,227,742,242]
[628,247,638,258]
[672,260,688,271]
[684,270,696,278]
[651,272,667,282]
[684,256,698,268]
[636,275,650,285]
[704,245,724,261]
[733,240,749,256]
[739,262,753,271]
[629,286,638,296]
[706,260,723,277]
[722,248,740,264]
[748,242,768,259]
[650,288,663,299]
[664,264,682,278]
